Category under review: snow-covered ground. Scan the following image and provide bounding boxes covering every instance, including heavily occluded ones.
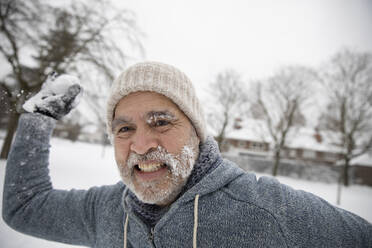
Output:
[1,137,372,248]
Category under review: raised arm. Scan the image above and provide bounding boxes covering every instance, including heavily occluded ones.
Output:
[2,113,99,246]
[2,75,99,246]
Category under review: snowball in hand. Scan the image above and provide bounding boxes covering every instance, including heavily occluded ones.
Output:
[23,74,83,120]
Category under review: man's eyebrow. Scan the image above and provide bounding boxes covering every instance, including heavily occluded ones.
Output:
[146,110,176,120]
[112,117,133,131]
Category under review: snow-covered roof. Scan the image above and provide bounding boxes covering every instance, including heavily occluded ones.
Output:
[286,128,341,153]
[223,118,342,153]
[225,119,272,143]
[351,153,372,167]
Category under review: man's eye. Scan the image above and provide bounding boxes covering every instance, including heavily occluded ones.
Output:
[118,126,133,133]
[155,120,169,127]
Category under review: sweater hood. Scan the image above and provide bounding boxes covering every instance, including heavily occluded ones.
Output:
[176,148,245,205]
[150,137,246,242]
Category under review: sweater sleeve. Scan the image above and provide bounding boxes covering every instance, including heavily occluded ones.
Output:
[2,113,97,247]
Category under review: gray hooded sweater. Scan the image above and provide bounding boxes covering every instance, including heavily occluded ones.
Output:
[2,113,372,247]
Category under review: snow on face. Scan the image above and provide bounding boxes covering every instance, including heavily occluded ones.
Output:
[23,74,81,112]
[126,145,194,178]
[113,91,200,205]
[146,111,176,126]
[118,132,199,205]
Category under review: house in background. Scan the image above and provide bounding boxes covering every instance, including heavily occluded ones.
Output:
[220,118,271,158]
[220,118,372,185]
[223,119,344,165]
[280,128,344,165]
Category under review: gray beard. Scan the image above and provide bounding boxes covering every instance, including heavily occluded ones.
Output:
[118,134,199,205]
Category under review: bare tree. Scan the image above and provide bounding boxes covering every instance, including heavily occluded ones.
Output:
[317,49,372,186]
[0,0,143,158]
[83,73,112,156]
[207,70,247,150]
[248,66,313,176]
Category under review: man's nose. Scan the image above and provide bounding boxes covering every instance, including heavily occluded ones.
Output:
[130,130,158,155]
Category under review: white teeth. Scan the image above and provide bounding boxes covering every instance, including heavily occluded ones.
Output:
[137,163,163,172]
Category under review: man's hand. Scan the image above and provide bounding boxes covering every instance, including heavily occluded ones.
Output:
[23,73,83,120]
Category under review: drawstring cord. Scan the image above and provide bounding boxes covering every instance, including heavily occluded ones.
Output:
[193,194,200,248]
[123,194,200,248]
[124,214,129,248]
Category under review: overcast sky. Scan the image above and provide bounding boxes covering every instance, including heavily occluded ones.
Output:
[120,0,372,94]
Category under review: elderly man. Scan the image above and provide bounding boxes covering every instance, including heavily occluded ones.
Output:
[3,62,372,247]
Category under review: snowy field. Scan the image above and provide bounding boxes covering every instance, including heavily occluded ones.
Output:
[1,137,372,248]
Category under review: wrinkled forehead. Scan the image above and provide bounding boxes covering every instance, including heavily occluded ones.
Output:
[114,91,186,120]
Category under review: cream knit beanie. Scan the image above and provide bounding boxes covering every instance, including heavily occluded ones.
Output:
[106,61,206,142]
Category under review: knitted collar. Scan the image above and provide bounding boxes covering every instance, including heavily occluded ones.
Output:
[127,136,221,227]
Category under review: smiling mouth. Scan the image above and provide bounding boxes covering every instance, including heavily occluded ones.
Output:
[135,163,167,172]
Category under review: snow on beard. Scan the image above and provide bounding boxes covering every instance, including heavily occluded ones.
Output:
[128,145,196,177]
[119,142,198,204]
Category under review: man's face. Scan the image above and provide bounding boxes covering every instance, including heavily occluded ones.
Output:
[112,91,200,206]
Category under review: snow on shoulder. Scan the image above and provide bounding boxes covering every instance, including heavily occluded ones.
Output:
[23,74,82,113]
